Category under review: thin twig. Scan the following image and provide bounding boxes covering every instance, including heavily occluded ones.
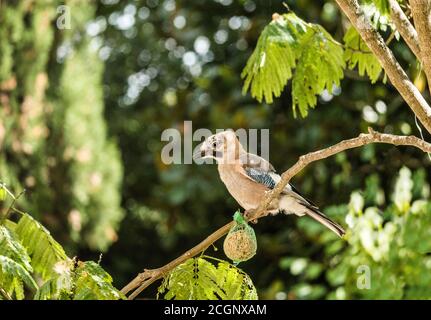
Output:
[385,29,396,46]
[121,129,431,299]
[0,183,17,200]
[0,184,25,223]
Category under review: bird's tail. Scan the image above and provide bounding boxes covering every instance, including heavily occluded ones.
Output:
[302,205,345,238]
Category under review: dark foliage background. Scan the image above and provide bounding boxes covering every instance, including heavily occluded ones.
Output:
[1,0,430,299]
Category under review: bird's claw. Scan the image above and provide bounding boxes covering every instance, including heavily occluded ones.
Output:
[243,210,258,224]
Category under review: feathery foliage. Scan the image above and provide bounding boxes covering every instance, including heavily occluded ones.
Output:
[0,225,33,273]
[0,224,37,299]
[241,13,306,104]
[343,27,384,83]
[292,26,345,117]
[242,13,344,117]
[15,213,68,280]
[35,260,125,300]
[34,260,75,300]
[242,3,395,117]
[73,261,125,300]
[0,255,37,299]
[0,183,123,300]
[158,256,258,300]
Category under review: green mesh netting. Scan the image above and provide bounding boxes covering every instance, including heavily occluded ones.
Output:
[223,211,257,264]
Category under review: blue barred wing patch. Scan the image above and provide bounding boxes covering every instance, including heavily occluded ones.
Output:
[244,167,277,189]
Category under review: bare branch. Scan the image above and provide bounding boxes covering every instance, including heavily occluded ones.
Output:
[121,129,431,299]
[410,0,431,94]
[389,0,421,59]
[335,0,431,135]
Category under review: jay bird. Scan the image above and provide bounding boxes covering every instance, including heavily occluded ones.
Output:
[193,130,345,237]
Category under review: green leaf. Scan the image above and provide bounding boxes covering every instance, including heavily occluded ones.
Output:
[242,13,344,117]
[241,13,306,104]
[35,278,70,300]
[35,260,124,300]
[15,212,69,280]
[343,26,383,83]
[73,261,125,300]
[0,255,37,299]
[0,225,33,273]
[158,257,257,300]
[292,26,345,117]
[34,260,74,300]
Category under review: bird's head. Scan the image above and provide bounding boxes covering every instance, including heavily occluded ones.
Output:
[193,130,244,164]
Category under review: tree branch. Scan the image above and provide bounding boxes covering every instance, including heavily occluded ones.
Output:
[121,129,431,299]
[121,222,234,299]
[388,0,421,59]
[335,0,431,135]
[410,0,431,94]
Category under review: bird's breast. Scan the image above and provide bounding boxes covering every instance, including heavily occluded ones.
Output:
[217,164,272,210]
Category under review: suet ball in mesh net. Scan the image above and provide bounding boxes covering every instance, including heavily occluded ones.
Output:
[223,211,257,263]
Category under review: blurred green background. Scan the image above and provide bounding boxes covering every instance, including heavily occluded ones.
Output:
[1,0,430,299]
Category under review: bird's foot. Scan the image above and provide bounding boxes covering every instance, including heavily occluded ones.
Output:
[243,209,258,224]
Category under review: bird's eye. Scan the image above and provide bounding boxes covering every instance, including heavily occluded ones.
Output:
[212,141,217,148]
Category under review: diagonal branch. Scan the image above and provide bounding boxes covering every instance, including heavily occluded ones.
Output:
[121,128,431,299]
[388,0,421,59]
[335,0,431,135]
[122,222,234,299]
[409,0,431,94]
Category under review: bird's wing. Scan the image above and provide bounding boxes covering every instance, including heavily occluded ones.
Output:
[240,153,277,189]
[239,153,275,172]
[241,153,319,208]
[243,167,279,189]
[287,183,319,209]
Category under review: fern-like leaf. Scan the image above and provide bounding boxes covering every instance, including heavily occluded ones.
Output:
[0,225,33,272]
[0,255,37,299]
[15,213,69,280]
[292,26,345,117]
[34,260,75,300]
[215,260,258,300]
[73,261,125,300]
[242,13,344,117]
[158,257,258,300]
[35,260,124,300]
[241,13,306,104]
[343,26,383,83]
